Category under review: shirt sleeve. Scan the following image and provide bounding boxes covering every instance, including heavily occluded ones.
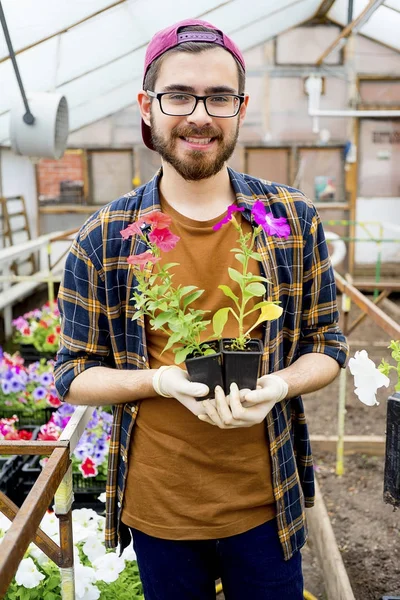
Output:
[54,237,113,401]
[299,208,349,367]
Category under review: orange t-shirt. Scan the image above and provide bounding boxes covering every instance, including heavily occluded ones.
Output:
[121,199,276,539]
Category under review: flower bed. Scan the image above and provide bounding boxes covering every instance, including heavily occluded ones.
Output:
[0,351,60,426]
[1,507,143,599]
[12,300,61,364]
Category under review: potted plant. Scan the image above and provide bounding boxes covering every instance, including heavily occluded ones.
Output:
[1,507,143,600]
[211,201,289,392]
[12,301,61,365]
[121,213,224,398]
[0,350,61,426]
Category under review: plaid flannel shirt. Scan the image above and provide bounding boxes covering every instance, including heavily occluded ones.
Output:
[54,167,349,560]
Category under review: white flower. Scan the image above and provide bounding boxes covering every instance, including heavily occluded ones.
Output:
[121,544,137,562]
[93,552,125,583]
[97,492,106,503]
[40,512,59,539]
[28,543,50,566]
[82,535,106,562]
[75,564,100,600]
[0,513,11,536]
[15,557,45,589]
[72,509,99,542]
[349,350,390,406]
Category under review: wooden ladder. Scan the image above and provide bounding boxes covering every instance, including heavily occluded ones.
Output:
[0,195,36,276]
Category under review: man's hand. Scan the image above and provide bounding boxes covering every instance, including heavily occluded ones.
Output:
[243,374,288,405]
[198,383,277,429]
[152,365,209,416]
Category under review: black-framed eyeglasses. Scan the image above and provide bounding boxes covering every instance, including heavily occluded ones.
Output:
[146,90,245,118]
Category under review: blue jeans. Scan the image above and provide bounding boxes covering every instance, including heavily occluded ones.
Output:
[130,519,303,599]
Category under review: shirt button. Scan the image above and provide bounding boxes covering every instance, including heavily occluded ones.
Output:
[122,455,127,462]
[142,356,146,362]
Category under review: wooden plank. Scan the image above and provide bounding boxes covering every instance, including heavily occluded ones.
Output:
[0,493,62,565]
[310,434,385,456]
[0,440,69,455]
[354,281,400,291]
[59,405,95,455]
[334,271,400,339]
[306,478,356,600]
[0,447,70,598]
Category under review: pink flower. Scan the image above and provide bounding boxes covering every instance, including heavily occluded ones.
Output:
[146,212,172,229]
[79,456,98,478]
[213,204,245,231]
[120,218,146,239]
[252,200,290,239]
[148,228,180,252]
[127,251,161,271]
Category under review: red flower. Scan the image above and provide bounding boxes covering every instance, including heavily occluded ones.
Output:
[55,325,61,334]
[18,430,33,441]
[22,327,31,335]
[146,212,172,229]
[127,251,161,271]
[79,456,98,478]
[39,320,49,329]
[48,394,62,408]
[148,228,180,252]
[46,334,56,344]
[120,218,146,239]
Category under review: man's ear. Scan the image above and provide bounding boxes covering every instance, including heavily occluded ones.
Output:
[138,90,151,126]
[238,94,249,128]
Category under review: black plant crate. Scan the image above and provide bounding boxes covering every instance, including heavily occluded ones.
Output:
[185,341,224,400]
[0,425,39,502]
[221,338,263,394]
[0,406,56,427]
[383,392,400,508]
[18,344,56,366]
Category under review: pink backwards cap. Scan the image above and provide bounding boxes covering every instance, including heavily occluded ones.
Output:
[141,19,245,151]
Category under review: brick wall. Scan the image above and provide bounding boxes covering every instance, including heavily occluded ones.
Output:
[37,152,84,200]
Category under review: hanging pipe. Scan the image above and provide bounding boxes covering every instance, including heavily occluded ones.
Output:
[0,1,35,124]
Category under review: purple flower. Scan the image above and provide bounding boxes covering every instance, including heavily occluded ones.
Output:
[1,381,11,394]
[252,201,290,239]
[39,372,53,386]
[33,386,47,401]
[87,410,99,429]
[74,442,94,461]
[212,204,245,231]
[10,379,24,393]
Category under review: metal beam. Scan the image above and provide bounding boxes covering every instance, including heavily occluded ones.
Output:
[316,0,385,65]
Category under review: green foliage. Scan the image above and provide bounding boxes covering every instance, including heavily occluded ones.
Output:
[378,340,400,392]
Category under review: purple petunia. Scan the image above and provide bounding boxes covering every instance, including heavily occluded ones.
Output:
[39,372,53,386]
[33,386,47,401]
[212,204,245,231]
[251,201,290,239]
[1,380,11,395]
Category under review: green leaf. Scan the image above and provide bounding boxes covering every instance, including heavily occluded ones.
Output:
[228,267,245,285]
[245,282,265,297]
[234,253,245,265]
[162,331,183,353]
[212,307,230,337]
[179,285,198,297]
[174,347,191,364]
[131,311,143,321]
[244,274,271,283]
[162,262,180,271]
[182,290,204,310]
[250,251,263,261]
[152,312,173,329]
[218,285,239,304]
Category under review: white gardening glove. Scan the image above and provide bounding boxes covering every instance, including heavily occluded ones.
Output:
[243,374,288,405]
[152,365,209,416]
[198,383,277,429]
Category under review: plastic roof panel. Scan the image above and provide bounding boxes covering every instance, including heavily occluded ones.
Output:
[0,0,399,142]
[328,0,400,51]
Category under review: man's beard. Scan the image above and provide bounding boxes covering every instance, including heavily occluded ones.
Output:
[149,116,239,181]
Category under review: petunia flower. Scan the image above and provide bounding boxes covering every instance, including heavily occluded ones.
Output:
[93,553,126,583]
[15,557,45,589]
[79,456,98,478]
[213,204,245,231]
[252,200,290,238]
[148,227,180,252]
[146,212,172,229]
[82,535,106,562]
[127,251,161,271]
[120,218,146,239]
[348,349,390,406]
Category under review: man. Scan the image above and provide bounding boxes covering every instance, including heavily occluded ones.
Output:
[54,18,348,600]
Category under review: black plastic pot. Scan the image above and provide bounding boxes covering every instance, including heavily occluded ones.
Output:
[383,391,400,508]
[0,406,56,427]
[18,344,56,365]
[221,338,264,394]
[0,425,39,504]
[185,341,224,400]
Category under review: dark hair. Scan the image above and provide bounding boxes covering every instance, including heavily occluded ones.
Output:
[143,25,246,94]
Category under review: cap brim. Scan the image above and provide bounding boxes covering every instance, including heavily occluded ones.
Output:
[141,119,155,151]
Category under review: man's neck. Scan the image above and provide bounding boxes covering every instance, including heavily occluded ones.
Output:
[158,162,237,221]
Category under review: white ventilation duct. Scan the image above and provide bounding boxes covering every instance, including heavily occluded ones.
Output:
[10,92,69,159]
